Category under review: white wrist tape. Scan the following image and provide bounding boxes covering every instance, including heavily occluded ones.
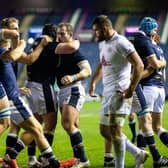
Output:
[71,74,78,82]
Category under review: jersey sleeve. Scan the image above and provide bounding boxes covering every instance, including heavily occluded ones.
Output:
[74,50,88,63]
[118,36,135,58]
[141,40,155,59]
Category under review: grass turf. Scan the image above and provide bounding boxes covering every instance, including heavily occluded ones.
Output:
[1,100,168,167]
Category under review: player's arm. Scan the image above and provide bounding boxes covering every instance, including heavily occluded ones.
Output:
[125,51,144,98]
[141,66,154,79]
[147,54,166,69]
[55,40,80,54]
[163,68,166,82]
[61,60,92,86]
[18,36,51,65]
[17,43,44,65]
[0,29,19,40]
[1,39,26,61]
[89,63,102,97]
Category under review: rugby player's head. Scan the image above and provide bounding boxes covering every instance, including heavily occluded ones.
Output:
[139,17,158,36]
[42,23,57,41]
[57,22,74,42]
[92,15,113,42]
[1,17,19,31]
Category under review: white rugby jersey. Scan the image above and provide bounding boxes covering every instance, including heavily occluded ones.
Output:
[99,32,135,96]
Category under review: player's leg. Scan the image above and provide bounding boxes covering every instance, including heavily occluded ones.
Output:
[128,112,137,143]
[26,81,58,167]
[5,122,20,155]
[100,108,115,167]
[137,85,168,167]
[101,125,115,167]
[0,84,11,165]
[0,83,11,135]
[109,91,148,168]
[151,87,168,147]
[27,113,42,167]
[4,96,60,168]
[60,84,89,168]
[110,114,126,168]
[0,96,11,135]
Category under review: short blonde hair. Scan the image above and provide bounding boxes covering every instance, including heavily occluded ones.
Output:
[1,17,19,28]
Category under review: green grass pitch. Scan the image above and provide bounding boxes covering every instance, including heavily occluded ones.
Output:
[1,100,168,167]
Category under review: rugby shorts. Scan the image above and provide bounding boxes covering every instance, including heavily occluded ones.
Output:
[26,81,58,115]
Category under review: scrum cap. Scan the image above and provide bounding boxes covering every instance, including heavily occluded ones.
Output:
[139,17,158,35]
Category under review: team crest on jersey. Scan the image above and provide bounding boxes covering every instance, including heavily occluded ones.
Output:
[101,55,111,66]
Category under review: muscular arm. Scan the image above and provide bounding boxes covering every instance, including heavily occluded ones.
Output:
[141,66,154,79]
[0,29,19,40]
[147,54,166,69]
[55,40,80,54]
[126,51,144,98]
[17,43,44,65]
[75,60,92,80]
[1,39,26,61]
[61,60,92,86]
[18,36,51,65]
[89,63,102,97]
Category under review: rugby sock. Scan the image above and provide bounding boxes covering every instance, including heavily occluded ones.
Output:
[159,132,168,146]
[113,135,125,168]
[41,147,59,167]
[28,140,36,156]
[8,139,25,159]
[36,133,54,163]
[27,133,54,159]
[129,120,137,142]
[157,128,168,146]
[125,136,140,156]
[5,133,18,154]
[0,108,10,120]
[104,153,113,159]
[70,130,87,162]
[44,132,54,146]
[104,153,113,163]
[137,133,146,150]
[145,135,160,161]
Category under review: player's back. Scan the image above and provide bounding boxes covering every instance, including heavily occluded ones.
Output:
[27,40,59,84]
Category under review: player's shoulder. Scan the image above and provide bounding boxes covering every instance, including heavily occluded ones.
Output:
[114,32,130,45]
[116,33,134,49]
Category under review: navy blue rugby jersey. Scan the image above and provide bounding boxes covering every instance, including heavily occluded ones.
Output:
[132,31,164,87]
[27,37,59,84]
[0,48,20,99]
[55,51,87,87]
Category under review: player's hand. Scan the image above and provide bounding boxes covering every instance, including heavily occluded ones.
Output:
[89,83,97,97]
[19,87,32,97]
[61,75,74,85]
[40,35,53,47]
[123,88,133,98]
